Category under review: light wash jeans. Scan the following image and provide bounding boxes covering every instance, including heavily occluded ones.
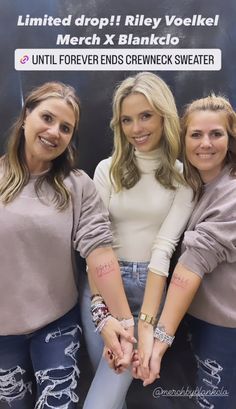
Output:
[80,261,164,409]
[0,303,81,409]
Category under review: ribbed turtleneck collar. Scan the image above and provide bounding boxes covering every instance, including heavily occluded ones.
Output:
[134,148,162,173]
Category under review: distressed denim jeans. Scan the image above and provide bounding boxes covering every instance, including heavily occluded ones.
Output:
[0,303,81,409]
[186,314,236,409]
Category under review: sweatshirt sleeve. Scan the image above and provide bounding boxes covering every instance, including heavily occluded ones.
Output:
[148,183,194,276]
[179,181,236,277]
[71,171,112,258]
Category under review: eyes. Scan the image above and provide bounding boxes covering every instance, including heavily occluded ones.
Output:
[121,112,153,125]
[41,113,72,134]
[189,130,226,139]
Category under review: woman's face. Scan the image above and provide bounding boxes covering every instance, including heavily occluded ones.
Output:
[185,110,229,183]
[120,93,163,152]
[23,97,76,174]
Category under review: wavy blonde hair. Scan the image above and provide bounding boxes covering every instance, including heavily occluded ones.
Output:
[110,72,185,191]
[0,81,80,210]
[181,94,236,199]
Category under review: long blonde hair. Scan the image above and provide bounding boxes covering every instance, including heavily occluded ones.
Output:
[0,81,80,210]
[181,94,236,199]
[110,72,184,191]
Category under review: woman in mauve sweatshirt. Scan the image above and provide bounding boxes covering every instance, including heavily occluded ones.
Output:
[0,81,133,409]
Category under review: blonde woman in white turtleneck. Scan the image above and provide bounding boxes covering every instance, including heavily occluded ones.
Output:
[81,72,194,409]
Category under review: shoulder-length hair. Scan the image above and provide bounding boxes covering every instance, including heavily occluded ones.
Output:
[109,71,185,191]
[181,94,236,199]
[0,81,80,210]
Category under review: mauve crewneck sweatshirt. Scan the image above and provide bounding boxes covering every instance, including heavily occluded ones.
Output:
[179,165,236,327]
[0,169,112,335]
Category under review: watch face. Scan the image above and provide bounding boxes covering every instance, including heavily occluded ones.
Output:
[139,312,156,326]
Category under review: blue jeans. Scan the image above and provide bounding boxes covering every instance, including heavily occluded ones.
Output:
[0,304,82,409]
[186,314,236,409]
[81,261,164,409]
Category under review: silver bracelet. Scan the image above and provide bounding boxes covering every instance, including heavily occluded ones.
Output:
[153,326,175,347]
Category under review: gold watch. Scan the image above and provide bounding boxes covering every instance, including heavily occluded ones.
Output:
[138,312,156,326]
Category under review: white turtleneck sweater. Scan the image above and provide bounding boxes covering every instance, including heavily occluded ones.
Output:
[94,149,194,276]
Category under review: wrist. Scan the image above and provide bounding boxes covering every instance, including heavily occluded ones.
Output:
[153,338,169,356]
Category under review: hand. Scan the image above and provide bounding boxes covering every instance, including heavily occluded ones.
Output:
[132,349,143,379]
[137,320,154,381]
[101,316,136,361]
[141,339,168,386]
[103,346,119,372]
[103,327,135,374]
[115,327,135,372]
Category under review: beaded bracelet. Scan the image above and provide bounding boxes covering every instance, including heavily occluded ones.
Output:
[90,295,134,333]
[90,297,111,328]
[90,293,102,302]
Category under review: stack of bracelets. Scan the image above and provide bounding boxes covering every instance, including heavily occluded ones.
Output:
[90,294,134,333]
[139,311,175,347]
[90,294,111,333]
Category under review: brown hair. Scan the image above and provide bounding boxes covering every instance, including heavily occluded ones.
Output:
[181,94,236,199]
[0,81,81,209]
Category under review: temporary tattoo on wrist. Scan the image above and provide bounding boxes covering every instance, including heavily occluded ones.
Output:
[170,273,189,289]
[96,259,115,277]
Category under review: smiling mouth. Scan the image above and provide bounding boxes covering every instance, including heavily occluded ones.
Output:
[196,153,215,158]
[133,135,149,143]
[39,136,57,148]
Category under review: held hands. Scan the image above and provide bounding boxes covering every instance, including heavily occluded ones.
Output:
[100,316,136,369]
[135,319,154,381]
[103,325,135,373]
[132,320,170,386]
[90,294,136,373]
[136,339,168,386]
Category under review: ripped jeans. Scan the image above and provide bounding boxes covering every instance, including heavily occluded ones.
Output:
[186,314,236,409]
[0,304,81,409]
